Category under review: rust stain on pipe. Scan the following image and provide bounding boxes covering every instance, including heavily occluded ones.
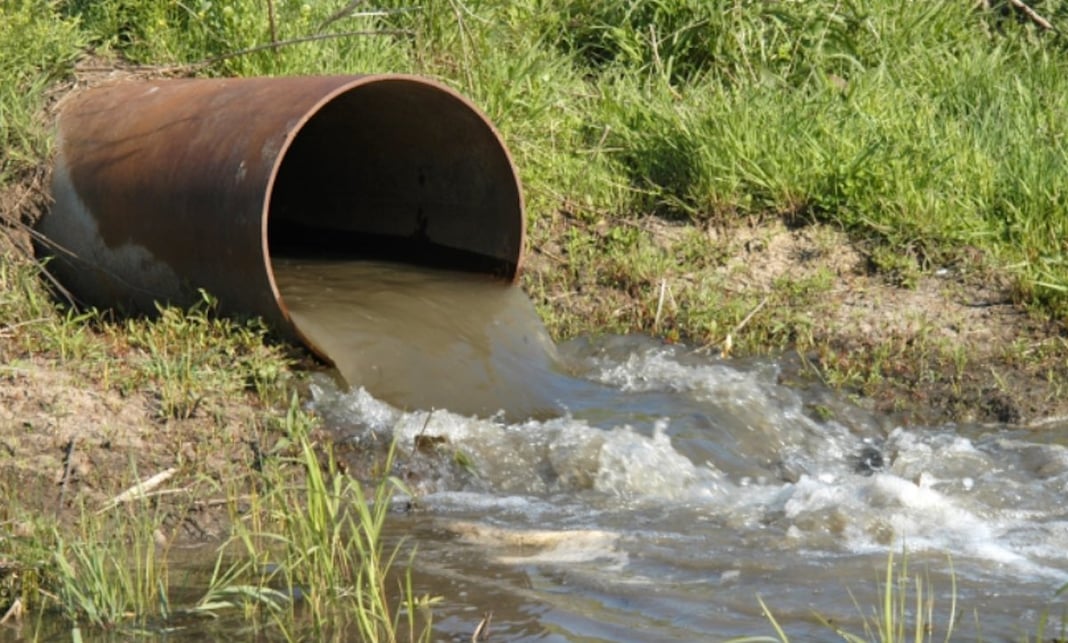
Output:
[39,75,524,360]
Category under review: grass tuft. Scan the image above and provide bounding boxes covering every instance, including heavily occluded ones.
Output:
[218,395,435,641]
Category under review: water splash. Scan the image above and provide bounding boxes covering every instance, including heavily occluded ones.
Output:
[281,258,1068,639]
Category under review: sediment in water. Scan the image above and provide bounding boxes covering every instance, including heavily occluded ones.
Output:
[273,258,573,420]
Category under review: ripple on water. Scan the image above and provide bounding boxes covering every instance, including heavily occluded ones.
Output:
[284,258,1068,640]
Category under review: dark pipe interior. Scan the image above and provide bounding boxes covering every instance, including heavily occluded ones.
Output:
[267,79,523,279]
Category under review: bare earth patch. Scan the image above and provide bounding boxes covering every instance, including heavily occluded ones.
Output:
[716,221,1067,422]
[0,352,266,541]
[711,220,1028,354]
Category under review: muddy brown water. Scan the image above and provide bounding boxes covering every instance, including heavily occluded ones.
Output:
[273,258,572,422]
[138,258,1068,640]
[20,259,1063,641]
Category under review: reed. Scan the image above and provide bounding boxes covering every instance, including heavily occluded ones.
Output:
[737,549,954,643]
[221,395,435,641]
[51,504,172,628]
[744,548,1065,642]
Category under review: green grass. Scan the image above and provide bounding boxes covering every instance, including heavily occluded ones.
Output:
[51,505,174,629]
[745,548,1068,643]
[118,292,289,420]
[222,397,435,641]
[0,257,292,420]
[1,397,430,640]
[0,0,83,184]
[1,0,1066,323]
[6,0,1068,324]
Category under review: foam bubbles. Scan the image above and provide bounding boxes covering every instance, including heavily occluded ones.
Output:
[310,336,1068,636]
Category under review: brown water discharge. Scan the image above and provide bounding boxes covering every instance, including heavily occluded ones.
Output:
[273,258,571,420]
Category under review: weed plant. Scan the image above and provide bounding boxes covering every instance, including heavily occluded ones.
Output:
[220,397,434,641]
[743,551,956,643]
[51,503,174,629]
[740,547,1068,643]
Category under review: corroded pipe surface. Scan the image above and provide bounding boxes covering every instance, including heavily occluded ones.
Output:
[40,75,524,360]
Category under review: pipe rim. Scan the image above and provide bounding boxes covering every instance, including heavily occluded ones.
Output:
[261,74,526,361]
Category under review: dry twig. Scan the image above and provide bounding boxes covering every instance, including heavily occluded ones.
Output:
[56,436,78,516]
[99,467,178,512]
[1007,0,1055,31]
[0,597,23,625]
[471,610,493,642]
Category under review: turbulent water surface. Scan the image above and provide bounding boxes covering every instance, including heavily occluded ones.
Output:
[276,258,1068,641]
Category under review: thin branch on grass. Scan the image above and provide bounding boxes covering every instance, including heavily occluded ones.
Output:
[1,195,80,306]
[191,495,254,509]
[653,278,678,332]
[698,295,769,357]
[0,317,48,339]
[99,467,178,512]
[217,3,422,66]
[1007,0,1055,31]
[265,0,279,53]
[653,279,669,331]
[318,0,364,32]
[733,296,769,337]
[0,597,23,625]
[320,5,421,32]
[56,436,78,516]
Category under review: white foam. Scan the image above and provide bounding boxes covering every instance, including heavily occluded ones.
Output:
[309,349,1068,587]
[594,421,725,500]
[312,377,728,499]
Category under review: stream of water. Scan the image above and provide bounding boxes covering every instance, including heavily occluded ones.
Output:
[275,258,1068,641]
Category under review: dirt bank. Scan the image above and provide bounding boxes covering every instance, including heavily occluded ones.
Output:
[523,214,1068,428]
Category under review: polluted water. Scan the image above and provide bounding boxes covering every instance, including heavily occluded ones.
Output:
[274,258,1068,641]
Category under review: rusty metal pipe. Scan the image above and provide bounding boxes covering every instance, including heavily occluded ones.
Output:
[38,75,524,360]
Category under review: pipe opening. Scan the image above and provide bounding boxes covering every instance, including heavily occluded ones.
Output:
[266,77,523,280]
[40,75,525,362]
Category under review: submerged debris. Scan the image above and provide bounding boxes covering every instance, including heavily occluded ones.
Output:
[854,445,885,476]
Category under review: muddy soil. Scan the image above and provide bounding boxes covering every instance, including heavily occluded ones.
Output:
[705,220,1067,426]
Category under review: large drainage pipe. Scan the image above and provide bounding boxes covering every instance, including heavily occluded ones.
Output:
[38,75,524,360]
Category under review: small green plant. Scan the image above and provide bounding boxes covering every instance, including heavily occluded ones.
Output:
[50,499,174,628]
[0,0,84,183]
[745,548,958,643]
[117,291,289,420]
[21,396,433,640]
[224,395,436,641]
